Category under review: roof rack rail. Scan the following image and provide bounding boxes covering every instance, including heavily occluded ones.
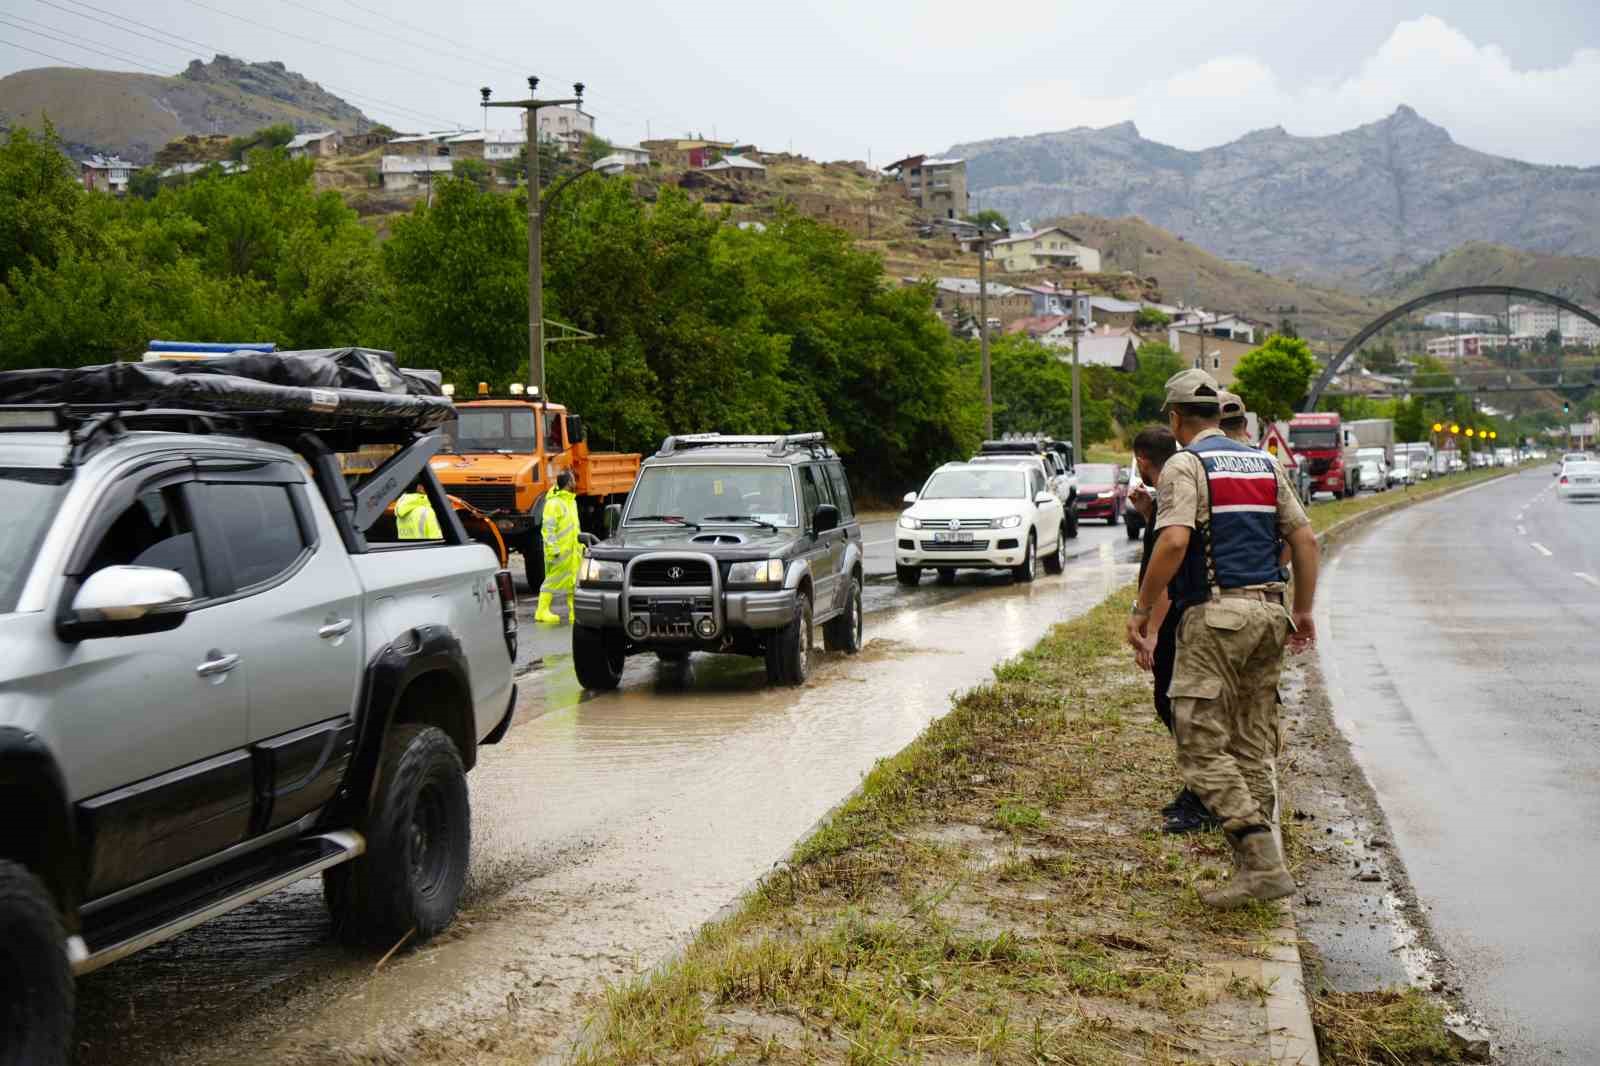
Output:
[767,432,825,457]
[653,431,833,459]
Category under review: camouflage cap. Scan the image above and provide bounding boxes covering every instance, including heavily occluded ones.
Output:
[1162,368,1222,408]
[1218,390,1246,419]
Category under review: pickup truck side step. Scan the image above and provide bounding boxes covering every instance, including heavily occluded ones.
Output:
[72,830,364,976]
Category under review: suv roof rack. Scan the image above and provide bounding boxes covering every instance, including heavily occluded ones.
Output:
[655,431,833,459]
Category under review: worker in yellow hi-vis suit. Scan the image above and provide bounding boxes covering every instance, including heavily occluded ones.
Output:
[535,469,579,624]
[395,490,441,539]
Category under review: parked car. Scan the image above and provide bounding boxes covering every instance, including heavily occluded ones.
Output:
[896,461,1067,586]
[971,439,1079,538]
[1072,462,1129,524]
[1357,458,1386,492]
[1558,452,1594,477]
[0,352,518,1062]
[1557,460,1600,500]
[572,433,863,690]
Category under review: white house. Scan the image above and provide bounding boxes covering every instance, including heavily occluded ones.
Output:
[524,105,595,152]
[701,154,766,178]
[987,227,1103,273]
[80,154,133,194]
[379,155,454,190]
[285,130,341,159]
[443,129,522,162]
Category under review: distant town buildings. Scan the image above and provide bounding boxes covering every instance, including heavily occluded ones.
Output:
[987,227,1102,273]
[443,130,522,162]
[285,130,341,159]
[1423,310,1501,331]
[524,104,596,153]
[1508,303,1600,346]
[379,155,454,190]
[702,154,767,180]
[1425,333,1495,360]
[80,154,133,194]
[885,154,968,220]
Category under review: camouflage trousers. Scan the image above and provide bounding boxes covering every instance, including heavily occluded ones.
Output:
[1167,594,1291,834]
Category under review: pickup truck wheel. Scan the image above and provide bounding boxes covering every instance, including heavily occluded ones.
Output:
[1012,533,1037,583]
[895,564,921,587]
[1063,503,1079,539]
[325,725,470,949]
[823,574,863,654]
[522,534,544,592]
[573,625,625,691]
[1043,527,1066,574]
[0,861,72,1066]
[765,591,812,686]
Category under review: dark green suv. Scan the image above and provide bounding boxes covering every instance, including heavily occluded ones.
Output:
[571,433,864,689]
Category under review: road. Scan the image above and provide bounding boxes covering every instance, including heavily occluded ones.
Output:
[73,513,1142,1064]
[1318,466,1600,1064]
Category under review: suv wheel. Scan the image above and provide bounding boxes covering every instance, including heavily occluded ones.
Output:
[766,591,812,685]
[325,725,470,949]
[1043,527,1066,574]
[823,574,863,654]
[522,532,545,592]
[895,564,921,587]
[1012,533,1037,583]
[935,568,956,586]
[0,861,72,1066]
[573,624,625,691]
[1063,502,1079,539]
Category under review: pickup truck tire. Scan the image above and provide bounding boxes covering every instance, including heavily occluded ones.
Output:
[324,725,470,949]
[1043,527,1067,574]
[522,535,545,593]
[1063,503,1079,539]
[1012,533,1037,584]
[823,574,863,654]
[895,565,921,587]
[0,861,72,1066]
[573,625,625,691]
[765,591,812,686]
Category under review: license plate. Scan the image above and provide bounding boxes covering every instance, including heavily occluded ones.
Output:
[932,531,973,544]
[650,600,691,624]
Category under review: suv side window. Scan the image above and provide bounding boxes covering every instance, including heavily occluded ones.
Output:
[84,484,207,597]
[196,483,309,590]
[825,462,854,520]
[798,466,822,524]
[1030,469,1047,499]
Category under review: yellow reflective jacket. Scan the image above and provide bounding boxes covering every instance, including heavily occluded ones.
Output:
[396,492,442,540]
[540,488,580,593]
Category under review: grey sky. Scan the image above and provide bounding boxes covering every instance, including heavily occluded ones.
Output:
[3,0,1598,165]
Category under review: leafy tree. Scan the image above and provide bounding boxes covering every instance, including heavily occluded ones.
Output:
[1277,316,1299,338]
[964,208,1008,232]
[1358,342,1399,373]
[227,123,294,161]
[452,157,492,188]
[0,124,98,290]
[1134,307,1171,330]
[581,134,615,165]
[1233,334,1317,420]
[1394,396,1428,442]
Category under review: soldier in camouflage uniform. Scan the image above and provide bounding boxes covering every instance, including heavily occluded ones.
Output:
[1126,370,1321,908]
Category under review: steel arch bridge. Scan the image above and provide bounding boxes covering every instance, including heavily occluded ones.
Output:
[1304,286,1600,410]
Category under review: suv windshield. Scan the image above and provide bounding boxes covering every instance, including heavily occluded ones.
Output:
[1291,429,1338,450]
[445,408,538,453]
[921,468,1026,500]
[0,468,72,613]
[627,464,798,527]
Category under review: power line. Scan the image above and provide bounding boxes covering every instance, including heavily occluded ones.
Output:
[0,13,169,73]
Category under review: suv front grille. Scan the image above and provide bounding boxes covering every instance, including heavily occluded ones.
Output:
[921,540,991,552]
[631,559,714,587]
[447,484,516,513]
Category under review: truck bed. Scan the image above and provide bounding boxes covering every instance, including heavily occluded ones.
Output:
[580,450,642,497]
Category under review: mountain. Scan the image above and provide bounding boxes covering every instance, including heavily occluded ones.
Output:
[0,56,373,164]
[1384,242,1600,306]
[952,107,1600,290]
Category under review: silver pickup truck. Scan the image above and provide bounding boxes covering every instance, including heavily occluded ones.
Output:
[0,354,517,1064]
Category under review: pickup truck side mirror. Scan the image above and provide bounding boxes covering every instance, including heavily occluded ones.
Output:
[902,491,918,505]
[812,503,840,535]
[603,502,622,535]
[59,565,193,642]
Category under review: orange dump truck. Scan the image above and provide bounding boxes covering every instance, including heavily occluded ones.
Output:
[430,392,641,588]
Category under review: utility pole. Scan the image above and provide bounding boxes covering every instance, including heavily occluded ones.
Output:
[979,240,993,438]
[484,76,584,398]
[1069,285,1083,461]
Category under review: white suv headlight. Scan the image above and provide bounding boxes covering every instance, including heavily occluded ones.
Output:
[580,557,624,584]
[898,514,922,530]
[994,514,1023,528]
[727,559,784,585]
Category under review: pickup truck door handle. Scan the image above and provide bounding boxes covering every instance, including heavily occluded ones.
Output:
[195,652,241,677]
[318,618,354,639]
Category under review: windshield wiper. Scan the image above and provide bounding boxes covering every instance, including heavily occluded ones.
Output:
[701,514,781,531]
[627,514,702,530]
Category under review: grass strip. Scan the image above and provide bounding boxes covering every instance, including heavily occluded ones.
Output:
[1307,464,1523,533]
[1311,989,1463,1065]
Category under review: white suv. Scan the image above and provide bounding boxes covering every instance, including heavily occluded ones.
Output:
[895,462,1067,586]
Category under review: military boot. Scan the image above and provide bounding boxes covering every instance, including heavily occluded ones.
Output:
[565,593,575,624]
[1199,828,1295,909]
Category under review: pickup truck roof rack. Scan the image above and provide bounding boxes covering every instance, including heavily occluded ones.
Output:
[655,431,834,459]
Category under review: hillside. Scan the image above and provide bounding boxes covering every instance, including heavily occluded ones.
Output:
[0,56,372,163]
[1385,242,1600,308]
[951,107,1600,290]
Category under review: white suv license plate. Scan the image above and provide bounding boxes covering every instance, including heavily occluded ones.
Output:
[932,530,974,544]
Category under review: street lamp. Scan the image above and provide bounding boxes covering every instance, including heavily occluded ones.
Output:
[1432,422,1444,433]
[1450,423,1460,434]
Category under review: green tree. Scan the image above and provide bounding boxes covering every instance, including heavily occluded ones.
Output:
[452,157,492,188]
[0,124,98,290]
[964,208,1009,232]
[1358,341,1399,373]
[1233,334,1317,420]
[581,134,615,164]
[1134,307,1171,330]
[227,123,294,161]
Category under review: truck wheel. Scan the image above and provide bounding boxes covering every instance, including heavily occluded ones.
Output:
[1043,527,1066,574]
[1064,503,1079,539]
[765,591,812,686]
[895,564,921,587]
[0,861,73,1066]
[1107,507,1119,527]
[522,534,544,593]
[1012,533,1037,583]
[325,725,470,950]
[824,575,863,654]
[573,624,625,691]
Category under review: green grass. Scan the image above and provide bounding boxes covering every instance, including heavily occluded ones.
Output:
[1312,989,1463,1065]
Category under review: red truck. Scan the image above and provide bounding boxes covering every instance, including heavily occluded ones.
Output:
[1289,412,1358,498]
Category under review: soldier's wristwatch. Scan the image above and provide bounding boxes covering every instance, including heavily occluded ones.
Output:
[1129,603,1152,619]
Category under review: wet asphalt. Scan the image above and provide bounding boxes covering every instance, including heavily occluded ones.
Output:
[73,514,1141,1064]
[1318,466,1600,1064]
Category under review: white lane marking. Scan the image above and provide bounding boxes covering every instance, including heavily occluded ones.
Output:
[1576,572,1600,589]
[864,538,895,548]
[1530,542,1553,557]
[1517,525,1526,535]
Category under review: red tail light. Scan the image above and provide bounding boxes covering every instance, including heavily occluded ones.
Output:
[1560,476,1569,485]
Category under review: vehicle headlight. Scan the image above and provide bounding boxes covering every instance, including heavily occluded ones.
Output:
[580,557,624,584]
[727,559,784,585]
[994,514,1023,528]
[898,514,922,530]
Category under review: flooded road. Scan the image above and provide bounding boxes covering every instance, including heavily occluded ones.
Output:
[75,525,1138,1064]
[1318,467,1600,1065]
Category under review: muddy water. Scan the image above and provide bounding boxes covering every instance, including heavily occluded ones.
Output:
[75,543,1137,1065]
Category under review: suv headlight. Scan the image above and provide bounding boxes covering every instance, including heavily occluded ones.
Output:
[898,514,921,530]
[993,514,1023,528]
[580,557,624,584]
[727,559,784,585]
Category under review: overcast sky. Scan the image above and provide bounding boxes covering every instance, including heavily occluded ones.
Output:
[3,1,1598,166]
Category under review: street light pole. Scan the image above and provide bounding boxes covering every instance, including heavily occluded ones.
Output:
[485,76,584,398]
[1069,285,1083,461]
[978,240,993,439]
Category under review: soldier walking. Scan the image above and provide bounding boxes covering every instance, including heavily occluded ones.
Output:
[1127,370,1320,907]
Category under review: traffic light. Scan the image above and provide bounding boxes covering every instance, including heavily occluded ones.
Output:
[1432,422,1443,433]
[1564,400,1571,415]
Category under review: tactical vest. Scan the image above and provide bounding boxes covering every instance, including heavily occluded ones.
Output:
[1169,435,1283,607]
